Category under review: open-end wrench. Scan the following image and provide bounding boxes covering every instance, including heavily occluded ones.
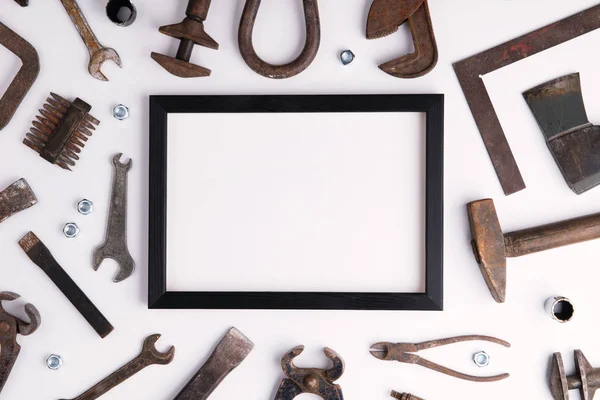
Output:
[61,334,175,400]
[59,0,122,81]
[93,153,135,283]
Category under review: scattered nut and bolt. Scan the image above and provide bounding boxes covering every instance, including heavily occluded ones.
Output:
[473,351,490,367]
[340,50,355,65]
[46,354,63,370]
[112,104,129,120]
[545,296,575,323]
[77,199,94,215]
[63,223,80,238]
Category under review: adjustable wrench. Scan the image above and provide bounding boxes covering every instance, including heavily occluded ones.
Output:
[61,334,175,400]
[59,0,122,81]
[93,154,135,283]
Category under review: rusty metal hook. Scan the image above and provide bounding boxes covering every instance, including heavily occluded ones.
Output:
[238,0,321,79]
[367,0,438,78]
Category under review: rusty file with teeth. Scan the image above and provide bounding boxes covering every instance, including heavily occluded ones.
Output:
[23,93,99,171]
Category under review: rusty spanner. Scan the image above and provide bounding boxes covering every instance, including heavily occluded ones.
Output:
[93,154,134,283]
[61,334,175,400]
[0,292,41,395]
[59,0,122,81]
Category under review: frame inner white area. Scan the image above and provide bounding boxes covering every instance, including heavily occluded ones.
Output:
[166,112,425,292]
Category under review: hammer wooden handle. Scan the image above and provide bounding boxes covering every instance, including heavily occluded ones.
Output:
[505,212,600,257]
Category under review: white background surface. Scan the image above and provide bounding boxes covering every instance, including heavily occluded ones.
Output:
[1,1,600,399]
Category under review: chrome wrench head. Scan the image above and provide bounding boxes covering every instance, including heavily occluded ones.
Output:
[89,47,123,82]
[93,153,135,283]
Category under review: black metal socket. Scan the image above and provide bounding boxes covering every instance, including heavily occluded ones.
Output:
[106,0,137,27]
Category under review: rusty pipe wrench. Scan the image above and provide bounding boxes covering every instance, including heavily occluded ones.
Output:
[93,154,135,283]
[59,0,122,81]
[0,292,41,395]
[238,0,321,79]
[61,334,174,400]
[0,22,39,130]
[0,179,37,225]
[174,327,254,400]
[367,0,438,78]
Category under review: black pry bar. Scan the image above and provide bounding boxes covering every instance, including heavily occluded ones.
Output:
[18,231,114,338]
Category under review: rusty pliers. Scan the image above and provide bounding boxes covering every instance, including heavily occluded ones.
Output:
[370,335,510,383]
[0,292,41,394]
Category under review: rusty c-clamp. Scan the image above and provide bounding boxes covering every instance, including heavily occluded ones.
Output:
[370,335,510,382]
[238,0,320,79]
[0,292,41,394]
[367,0,438,78]
[0,21,40,131]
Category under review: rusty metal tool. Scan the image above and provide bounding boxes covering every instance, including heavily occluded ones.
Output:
[18,232,114,338]
[468,198,600,303]
[93,154,135,283]
[0,22,39,130]
[370,335,510,382]
[366,0,438,78]
[23,93,100,171]
[550,350,600,400]
[274,346,344,400]
[0,178,37,225]
[391,391,424,400]
[239,0,321,79]
[0,292,41,394]
[524,73,600,194]
[59,0,122,81]
[13,0,28,6]
[453,4,600,196]
[61,334,175,400]
[174,327,254,400]
[151,0,217,78]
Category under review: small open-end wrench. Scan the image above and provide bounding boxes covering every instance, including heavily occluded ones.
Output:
[93,153,135,283]
[59,0,122,81]
[61,334,175,400]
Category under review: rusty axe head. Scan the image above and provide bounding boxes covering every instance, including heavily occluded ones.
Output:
[467,199,507,303]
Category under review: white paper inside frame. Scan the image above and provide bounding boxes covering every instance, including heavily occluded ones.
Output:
[166,112,426,292]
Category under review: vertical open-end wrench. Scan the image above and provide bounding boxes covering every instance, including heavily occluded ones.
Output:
[61,334,175,400]
[93,153,135,283]
[59,0,122,81]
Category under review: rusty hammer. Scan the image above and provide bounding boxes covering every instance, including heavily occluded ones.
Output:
[467,198,600,303]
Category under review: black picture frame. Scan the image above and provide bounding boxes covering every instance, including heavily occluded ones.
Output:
[148,94,444,310]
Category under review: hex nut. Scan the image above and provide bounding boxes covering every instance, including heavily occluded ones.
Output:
[63,223,79,238]
[113,104,129,120]
[473,351,490,367]
[545,296,575,323]
[77,199,94,215]
[340,50,355,65]
[46,354,63,370]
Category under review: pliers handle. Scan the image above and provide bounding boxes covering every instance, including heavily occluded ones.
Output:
[370,335,510,383]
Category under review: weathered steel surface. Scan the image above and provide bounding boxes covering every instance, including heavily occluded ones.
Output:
[0,178,37,224]
[151,0,217,78]
[550,350,600,400]
[524,73,600,194]
[62,334,174,400]
[59,0,122,81]
[275,346,345,400]
[370,335,510,382]
[453,4,600,196]
[367,0,437,78]
[239,0,321,79]
[174,327,254,400]
[468,198,600,302]
[19,232,114,338]
[23,93,100,171]
[93,154,135,283]
[0,22,39,130]
[0,292,40,395]
[391,391,425,400]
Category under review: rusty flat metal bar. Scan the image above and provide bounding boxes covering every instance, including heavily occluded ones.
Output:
[453,4,600,196]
